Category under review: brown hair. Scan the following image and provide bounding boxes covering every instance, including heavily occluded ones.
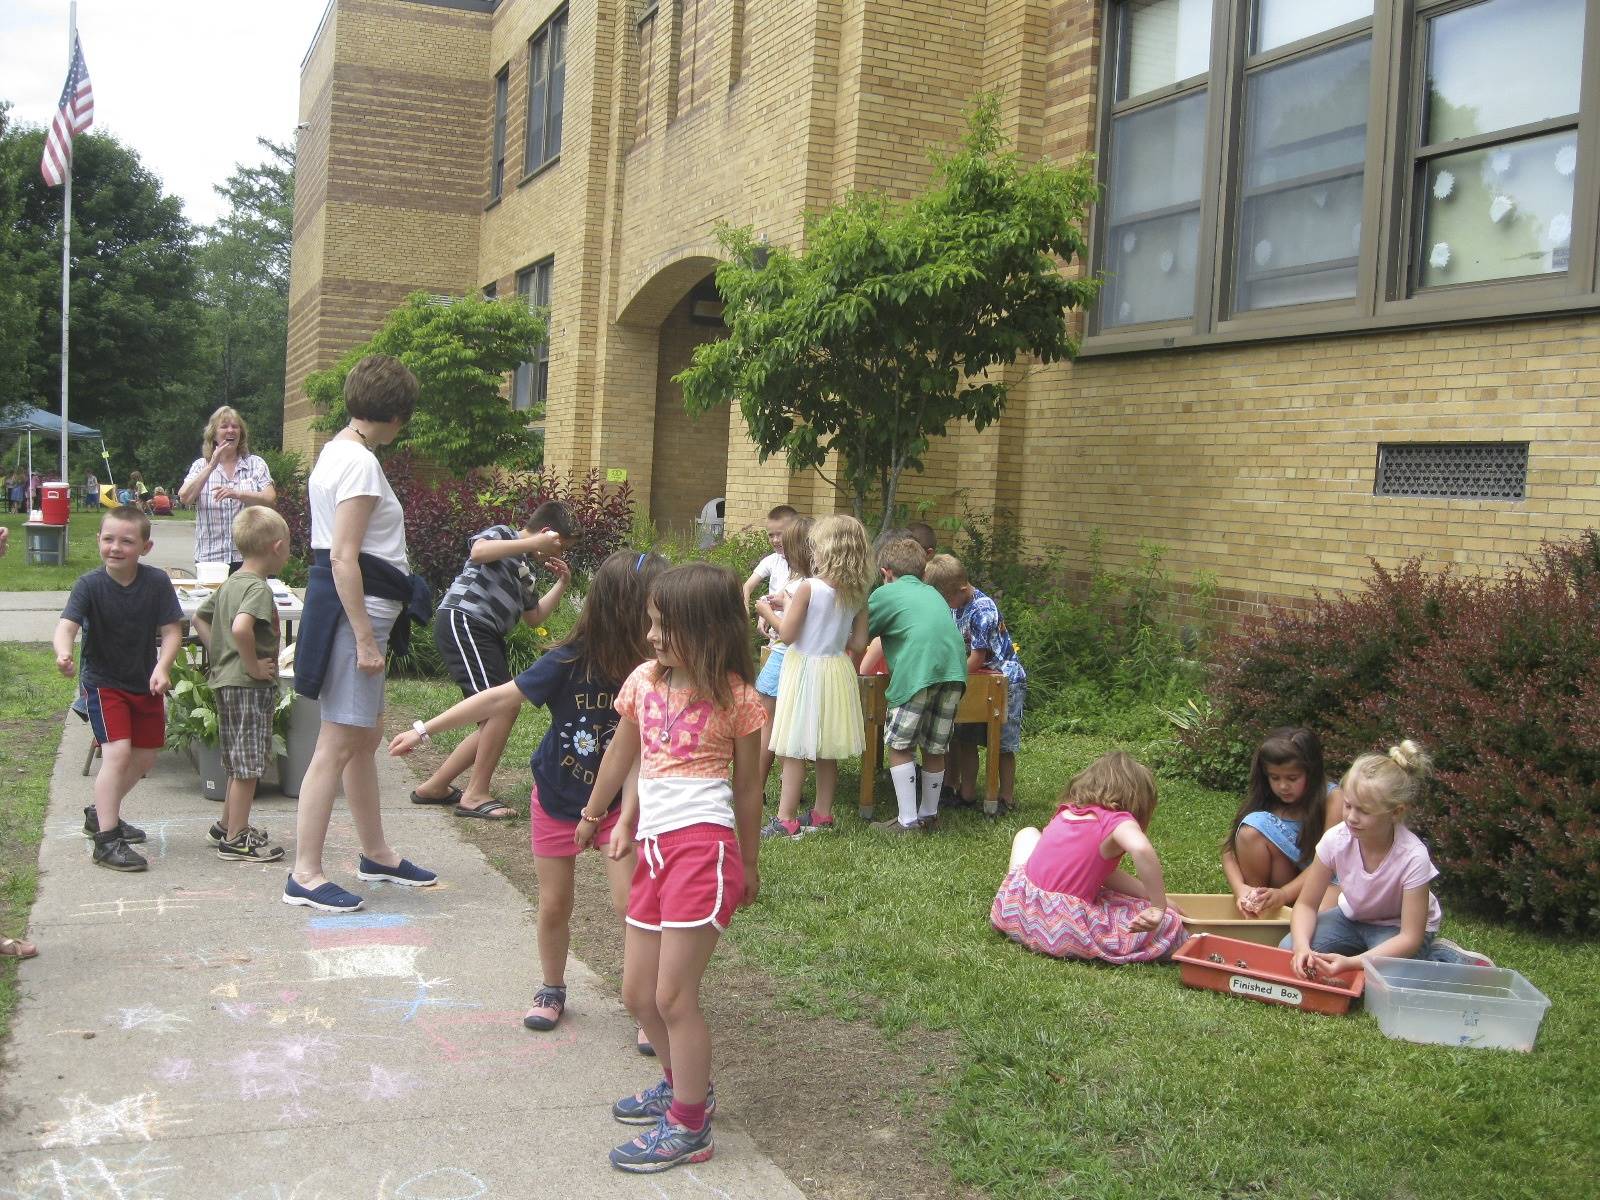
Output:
[906,521,937,555]
[780,515,814,580]
[649,563,754,709]
[232,506,290,559]
[1226,727,1328,865]
[767,505,799,522]
[1061,751,1159,829]
[558,548,666,687]
[523,499,579,540]
[202,405,251,460]
[103,505,151,541]
[923,552,967,596]
[876,537,927,580]
[344,354,419,422]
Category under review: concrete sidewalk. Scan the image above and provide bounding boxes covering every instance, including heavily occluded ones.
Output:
[0,715,805,1199]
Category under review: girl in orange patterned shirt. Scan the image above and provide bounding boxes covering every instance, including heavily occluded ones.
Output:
[576,562,766,1174]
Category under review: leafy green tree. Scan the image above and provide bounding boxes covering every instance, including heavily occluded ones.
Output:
[677,95,1099,529]
[0,104,37,423]
[197,138,294,451]
[0,114,204,484]
[307,292,546,475]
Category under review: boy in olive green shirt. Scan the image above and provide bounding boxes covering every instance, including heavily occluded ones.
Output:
[194,507,292,862]
[865,537,967,833]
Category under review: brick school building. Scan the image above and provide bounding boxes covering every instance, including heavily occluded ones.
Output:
[284,0,1600,617]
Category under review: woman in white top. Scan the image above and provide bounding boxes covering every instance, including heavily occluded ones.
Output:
[285,355,437,913]
[179,406,277,568]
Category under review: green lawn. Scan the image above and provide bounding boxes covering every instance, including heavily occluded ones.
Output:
[386,677,1598,1200]
[0,511,187,590]
[0,644,74,1039]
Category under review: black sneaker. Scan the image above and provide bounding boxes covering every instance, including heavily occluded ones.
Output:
[81,805,146,844]
[208,821,269,846]
[217,830,285,863]
[92,830,148,872]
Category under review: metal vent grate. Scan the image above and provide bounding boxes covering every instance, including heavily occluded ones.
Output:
[1375,442,1528,500]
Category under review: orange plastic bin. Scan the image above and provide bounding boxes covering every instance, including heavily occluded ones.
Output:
[1173,933,1364,1015]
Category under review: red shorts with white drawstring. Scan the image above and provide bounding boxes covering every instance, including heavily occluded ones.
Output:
[625,824,744,933]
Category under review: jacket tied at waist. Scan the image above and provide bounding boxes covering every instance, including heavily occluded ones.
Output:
[293,549,433,700]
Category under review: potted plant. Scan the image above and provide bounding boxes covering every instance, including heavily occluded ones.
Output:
[166,644,225,800]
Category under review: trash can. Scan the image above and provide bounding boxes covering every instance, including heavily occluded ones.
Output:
[276,686,321,798]
[41,481,70,526]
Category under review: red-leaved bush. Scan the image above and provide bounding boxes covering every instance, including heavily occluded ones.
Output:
[1189,533,1600,933]
[274,452,635,597]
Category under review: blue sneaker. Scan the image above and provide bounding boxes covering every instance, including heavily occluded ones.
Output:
[282,875,363,912]
[356,856,437,887]
[609,1116,714,1174]
[611,1080,715,1125]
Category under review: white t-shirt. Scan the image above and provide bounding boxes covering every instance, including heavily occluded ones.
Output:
[308,438,407,619]
[753,551,790,598]
[1317,822,1442,932]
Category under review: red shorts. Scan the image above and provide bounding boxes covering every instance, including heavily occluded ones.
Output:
[626,824,745,934]
[85,687,166,749]
[528,782,622,859]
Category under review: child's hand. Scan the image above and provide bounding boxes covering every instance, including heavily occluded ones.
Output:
[741,864,760,908]
[1309,951,1359,980]
[574,814,600,850]
[149,666,172,695]
[605,816,635,860]
[389,730,421,757]
[1291,947,1319,979]
[56,653,76,679]
[545,556,571,582]
[1251,887,1289,915]
[1129,905,1165,933]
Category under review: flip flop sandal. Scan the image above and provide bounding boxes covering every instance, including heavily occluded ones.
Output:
[1,936,38,959]
[636,1026,656,1057]
[454,799,516,821]
[411,786,464,807]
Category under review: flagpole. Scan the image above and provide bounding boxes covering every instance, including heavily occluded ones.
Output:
[59,1,76,487]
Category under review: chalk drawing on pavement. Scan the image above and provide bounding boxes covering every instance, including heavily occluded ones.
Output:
[0,1147,180,1200]
[39,1091,188,1149]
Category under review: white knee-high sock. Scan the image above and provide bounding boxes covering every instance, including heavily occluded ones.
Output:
[890,762,919,827]
[919,769,944,818]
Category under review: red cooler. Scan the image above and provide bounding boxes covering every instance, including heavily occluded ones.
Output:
[41,482,70,526]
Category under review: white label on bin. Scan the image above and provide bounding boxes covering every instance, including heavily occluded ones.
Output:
[1229,975,1302,1006]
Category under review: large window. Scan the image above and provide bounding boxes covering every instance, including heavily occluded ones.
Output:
[525,8,568,177]
[489,66,509,201]
[1092,0,1600,347]
[514,259,554,412]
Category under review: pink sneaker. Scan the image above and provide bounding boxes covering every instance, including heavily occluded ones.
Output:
[522,986,566,1030]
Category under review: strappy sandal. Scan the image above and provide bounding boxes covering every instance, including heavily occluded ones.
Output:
[1,936,38,959]
[410,785,464,806]
[454,798,517,821]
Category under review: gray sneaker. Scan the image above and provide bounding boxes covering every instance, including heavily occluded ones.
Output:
[611,1080,716,1126]
[609,1115,714,1173]
[217,830,285,863]
[759,816,801,840]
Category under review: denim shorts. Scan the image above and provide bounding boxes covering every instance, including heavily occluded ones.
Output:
[755,643,786,698]
[1279,906,1466,964]
[1238,810,1304,863]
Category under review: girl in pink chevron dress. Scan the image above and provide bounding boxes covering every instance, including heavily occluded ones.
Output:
[990,751,1186,964]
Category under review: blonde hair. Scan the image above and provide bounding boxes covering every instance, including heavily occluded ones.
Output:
[1061,751,1158,828]
[780,515,815,582]
[810,515,871,608]
[923,553,967,597]
[1341,739,1433,819]
[202,406,250,460]
[232,506,290,558]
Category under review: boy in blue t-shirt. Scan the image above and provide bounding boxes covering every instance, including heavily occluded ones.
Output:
[925,553,1027,814]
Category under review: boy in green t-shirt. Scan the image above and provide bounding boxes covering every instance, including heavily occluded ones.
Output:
[866,537,968,833]
[193,507,292,862]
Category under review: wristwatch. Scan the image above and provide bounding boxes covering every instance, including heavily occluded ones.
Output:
[411,719,431,744]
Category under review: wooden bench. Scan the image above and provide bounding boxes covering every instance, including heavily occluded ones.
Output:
[857,672,1008,819]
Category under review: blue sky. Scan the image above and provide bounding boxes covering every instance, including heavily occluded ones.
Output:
[2,0,330,226]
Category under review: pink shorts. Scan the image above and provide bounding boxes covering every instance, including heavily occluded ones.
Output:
[528,782,622,859]
[626,824,745,934]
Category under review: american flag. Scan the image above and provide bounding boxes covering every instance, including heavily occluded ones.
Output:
[40,36,94,188]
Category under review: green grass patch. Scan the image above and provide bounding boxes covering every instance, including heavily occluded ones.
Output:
[0,643,75,1039]
[0,511,186,591]
[385,678,1598,1199]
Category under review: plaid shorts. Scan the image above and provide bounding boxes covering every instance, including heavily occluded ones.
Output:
[216,685,276,781]
[883,681,966,755]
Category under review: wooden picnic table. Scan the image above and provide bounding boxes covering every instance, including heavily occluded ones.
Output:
[857,671,1008,819]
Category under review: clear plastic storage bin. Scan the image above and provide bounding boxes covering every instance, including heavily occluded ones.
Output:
[1362,957,1551,1051]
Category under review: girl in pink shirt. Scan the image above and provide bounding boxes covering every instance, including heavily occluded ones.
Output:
[578,563,767,1174]
[990,752,1187,963]
[1288,740,1491,980]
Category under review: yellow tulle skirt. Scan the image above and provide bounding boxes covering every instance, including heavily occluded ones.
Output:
[768,650,864,761]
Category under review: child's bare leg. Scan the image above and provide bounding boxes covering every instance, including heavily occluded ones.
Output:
[460,707,517,810]
[1232,825,1280,888]
[622,925,668,1075]
[777,756,806,823]
[93,741,151,831]
[533,855,576,985]
[223,776,259,840]
[603,845,636,919]
[813,759,838,820]
[758,694,777,791]
[956,742,980,799]
[998,752,1016,805]
[655,926,721,1107]
[414,729,479,799]
[1008,826,1042,871]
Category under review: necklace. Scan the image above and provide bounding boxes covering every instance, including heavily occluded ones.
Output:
[656,671,693,746]
[349,423,371,445]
